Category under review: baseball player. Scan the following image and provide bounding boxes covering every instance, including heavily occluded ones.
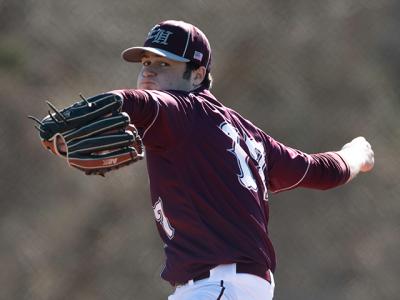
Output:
[79,20,372,299]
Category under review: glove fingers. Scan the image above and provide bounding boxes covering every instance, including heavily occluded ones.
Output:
[67,132,135,154]
[32,93,144,176]
[39,93,122,140]
[63,112,130,142]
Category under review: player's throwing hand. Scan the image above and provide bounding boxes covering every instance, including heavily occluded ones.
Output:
[338,136,375,179]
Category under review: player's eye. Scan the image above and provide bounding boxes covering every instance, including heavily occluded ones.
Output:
[142,60,151,66]
[160,61,170,67]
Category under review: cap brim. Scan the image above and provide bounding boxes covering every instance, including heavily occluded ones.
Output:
[121,47,190,63]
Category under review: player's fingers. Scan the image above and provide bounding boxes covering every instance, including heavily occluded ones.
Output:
[360,148,375,172]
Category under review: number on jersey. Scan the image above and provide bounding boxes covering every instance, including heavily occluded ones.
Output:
[220,122,267,199]
[153,198,175,239]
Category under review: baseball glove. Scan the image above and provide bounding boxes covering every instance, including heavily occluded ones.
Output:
[29,93,144,176]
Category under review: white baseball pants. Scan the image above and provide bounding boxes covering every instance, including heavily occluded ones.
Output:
[168,264,275,300]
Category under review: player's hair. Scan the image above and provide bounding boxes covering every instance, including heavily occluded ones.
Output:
[183,62,213,90]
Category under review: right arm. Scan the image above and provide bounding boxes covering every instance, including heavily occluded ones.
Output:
[265,135,374,193]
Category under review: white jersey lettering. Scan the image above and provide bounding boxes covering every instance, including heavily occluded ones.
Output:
[220,122,256,191]
[153,197,175,239]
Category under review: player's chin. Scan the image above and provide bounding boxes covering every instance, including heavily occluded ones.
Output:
[138,81,158,90]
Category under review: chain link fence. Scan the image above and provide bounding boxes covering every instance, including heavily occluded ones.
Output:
[1,0,399,299]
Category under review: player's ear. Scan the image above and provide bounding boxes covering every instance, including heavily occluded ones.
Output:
[193,66,206,86]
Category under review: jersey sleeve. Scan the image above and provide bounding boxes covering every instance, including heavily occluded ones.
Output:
[263,134,350,193]
[111,89,194,150]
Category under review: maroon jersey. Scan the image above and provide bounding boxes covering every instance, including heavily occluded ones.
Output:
[113,87,350,285]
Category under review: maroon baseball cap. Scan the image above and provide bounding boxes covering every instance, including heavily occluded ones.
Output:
[122,20,212,71]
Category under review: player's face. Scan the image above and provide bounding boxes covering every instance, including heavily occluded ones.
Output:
[137,52,193,91]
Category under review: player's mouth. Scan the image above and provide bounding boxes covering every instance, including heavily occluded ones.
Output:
[139,81,157,89]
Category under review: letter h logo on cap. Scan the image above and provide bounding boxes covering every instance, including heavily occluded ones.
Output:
[121,20,212,72]
[147,27,173,45]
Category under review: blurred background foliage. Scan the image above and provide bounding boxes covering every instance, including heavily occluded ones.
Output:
[0,0,399,299]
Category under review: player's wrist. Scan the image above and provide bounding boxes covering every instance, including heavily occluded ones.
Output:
[336,148,362,180]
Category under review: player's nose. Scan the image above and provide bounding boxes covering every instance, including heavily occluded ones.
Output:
[142,67,156,78]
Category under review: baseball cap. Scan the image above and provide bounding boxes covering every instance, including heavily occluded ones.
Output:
[122,20,212,71]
